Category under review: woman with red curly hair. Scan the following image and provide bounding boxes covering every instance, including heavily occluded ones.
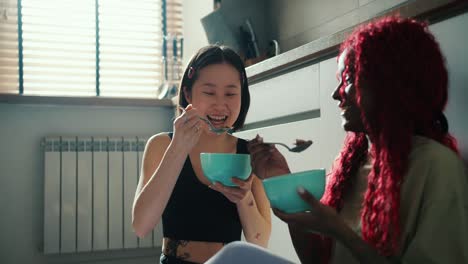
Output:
[206,16,468,264]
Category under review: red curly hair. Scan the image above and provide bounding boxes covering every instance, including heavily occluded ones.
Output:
[320,16,459,257]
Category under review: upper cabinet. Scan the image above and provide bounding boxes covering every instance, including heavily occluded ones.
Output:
[245,64,319,125]
[200,0,465,68]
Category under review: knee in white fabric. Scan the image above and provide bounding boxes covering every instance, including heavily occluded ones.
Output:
[222,241,251,256]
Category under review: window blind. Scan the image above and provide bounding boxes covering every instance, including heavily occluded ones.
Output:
[166,0,182,37]
[0,0,183,98]
[0,0,19,94]
[98,0,163,98]
[21,0,96,96]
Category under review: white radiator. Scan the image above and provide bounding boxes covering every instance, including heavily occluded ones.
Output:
[43,136,163,254]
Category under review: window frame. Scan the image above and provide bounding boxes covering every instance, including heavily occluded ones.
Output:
[0,0,178,106]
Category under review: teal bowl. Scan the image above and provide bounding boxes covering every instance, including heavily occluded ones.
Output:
[262,169,326,213]
[200,153,252,187]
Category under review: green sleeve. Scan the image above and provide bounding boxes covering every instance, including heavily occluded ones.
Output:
[401,154,468,264]
[401,198,468,263]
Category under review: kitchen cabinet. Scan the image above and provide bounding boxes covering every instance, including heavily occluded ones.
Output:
[235,56,346,262]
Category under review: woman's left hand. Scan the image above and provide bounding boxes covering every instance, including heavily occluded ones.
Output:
[273,187,346,237]
[209,175,254,204]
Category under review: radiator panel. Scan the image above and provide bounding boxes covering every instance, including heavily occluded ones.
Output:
[43,136,161,254]
[93,137,109,251]
[108,138,124,250]
[77,137,93,252]
[61,137,77,253]
[44,137,61,254]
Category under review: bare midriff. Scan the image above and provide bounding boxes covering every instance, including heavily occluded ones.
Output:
[162,237,226,263]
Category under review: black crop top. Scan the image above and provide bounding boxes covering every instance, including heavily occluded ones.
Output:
[162,133,249,243]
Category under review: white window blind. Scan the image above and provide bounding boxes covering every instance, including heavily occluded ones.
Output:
[0,0,19,94]
[166,0,182,37]
[0,0,183,98]
[22,0,96,96]
[166,0,183,68]
[98,0,163,98]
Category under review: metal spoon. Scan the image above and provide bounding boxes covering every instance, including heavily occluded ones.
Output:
[178,106,233,134]
[198,116,233,135]
[265,140,313,153]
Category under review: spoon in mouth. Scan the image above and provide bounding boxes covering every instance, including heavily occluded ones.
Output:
[198,116,233,135]
[179,105,233,134]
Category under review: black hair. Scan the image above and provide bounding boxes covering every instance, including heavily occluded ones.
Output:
[177,45,250,131]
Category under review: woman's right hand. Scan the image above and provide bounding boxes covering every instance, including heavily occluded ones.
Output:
[247,134,291,179]
[171,104,204,154]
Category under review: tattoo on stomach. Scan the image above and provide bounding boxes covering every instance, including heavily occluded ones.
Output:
[166,240,190,259]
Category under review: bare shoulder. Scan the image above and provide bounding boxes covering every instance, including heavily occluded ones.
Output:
[144,132,172,154]
[140,132,172,183]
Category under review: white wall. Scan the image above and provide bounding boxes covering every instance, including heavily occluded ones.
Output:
[431,12,468,164]
[236,56,344,264]
[0,103,173,264]
[182,0,212,66]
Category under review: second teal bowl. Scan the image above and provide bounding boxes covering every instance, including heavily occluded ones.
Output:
[262,169,326,213]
